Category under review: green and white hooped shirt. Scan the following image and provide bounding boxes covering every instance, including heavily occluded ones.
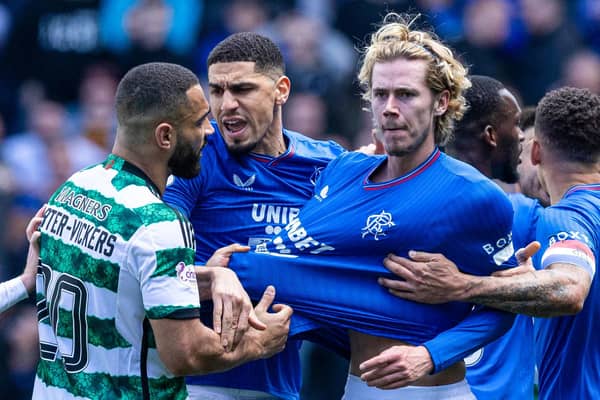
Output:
[34,154,199,400]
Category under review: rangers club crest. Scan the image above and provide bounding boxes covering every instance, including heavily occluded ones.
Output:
[361,210,395,240]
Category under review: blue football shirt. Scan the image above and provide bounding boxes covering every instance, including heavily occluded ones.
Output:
[465,193,542,399]
[533,184,600,400]
[163,123,345,399]
[230,149,516,347]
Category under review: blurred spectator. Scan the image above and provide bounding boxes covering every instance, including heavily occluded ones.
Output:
[193,0,275,79]
[0,197,39,283]
[415,0,466,41]
[334,0,412,43]
[510,0,581,104]
[285,92,329,140]
[454,0,523,87]
[3,305,38,400]
[70,63,119,150]
[274,11,358,143]
[284,92,352,148]
[1,100,104,203]
[574,0,600,54]
[560,49,600,94]
[0,112,15,270]
[276,12,355,94]
[99,0,202,71]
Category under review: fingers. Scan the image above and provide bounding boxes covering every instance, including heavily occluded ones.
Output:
[248,309,267,331]
[254,285,276,314]
[220,299,237,351]
[206,244,251,268]
[515,241,541,263]
[29,231,42,253]
[359,353,391,373]
[387,288,419,301]
[271,303,293,320]
[360,352,411,389]
[407,250,440,262]
[382,255,418,279]
[377,277,413,292]
[213,297,223,335]
[26,204,47,242]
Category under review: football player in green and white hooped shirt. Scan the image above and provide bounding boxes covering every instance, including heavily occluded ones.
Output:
[33,62,292,400]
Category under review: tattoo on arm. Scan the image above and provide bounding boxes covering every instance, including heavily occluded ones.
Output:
[467,266,589,317]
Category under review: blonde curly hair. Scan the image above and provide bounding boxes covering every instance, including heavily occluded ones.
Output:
[358,13,471,146]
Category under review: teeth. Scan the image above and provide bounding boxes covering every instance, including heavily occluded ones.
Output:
[224,119,245,131]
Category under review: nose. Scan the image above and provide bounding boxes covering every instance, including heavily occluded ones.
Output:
[221,90,239,111]
[204,119,215,136]
[518,128,525,143]
[382,95,399,117]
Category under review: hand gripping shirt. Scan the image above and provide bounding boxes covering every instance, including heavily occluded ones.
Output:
[33,154,199,400]
[533,184,600,400]
[229,149,516,346]
[163,124,346,399]
[466,193,543,399]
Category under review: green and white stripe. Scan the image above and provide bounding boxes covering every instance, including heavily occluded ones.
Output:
[34,155,198,399]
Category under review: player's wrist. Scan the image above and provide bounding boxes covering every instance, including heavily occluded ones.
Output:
[456,273,480,302]
[19,273,36,294]
[415,345,434,375]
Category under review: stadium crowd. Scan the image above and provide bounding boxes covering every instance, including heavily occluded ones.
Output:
[0,1,599,399]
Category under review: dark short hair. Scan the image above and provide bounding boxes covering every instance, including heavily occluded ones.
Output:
[115,62,199,139]
[450,75,505,145]
[207,32,285,77]
[536,87,600,163]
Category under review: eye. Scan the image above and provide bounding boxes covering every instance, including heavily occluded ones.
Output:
[396,91,414,98]
[209,87,223,96]
[232,85,253,94]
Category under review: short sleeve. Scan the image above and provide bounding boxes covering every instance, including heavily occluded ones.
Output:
[536,207,596,278]
[129,219,200,320]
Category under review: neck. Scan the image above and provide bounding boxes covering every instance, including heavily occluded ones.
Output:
[446,145,492,178]
[374,140,436,182]
[543,160,600,204]
[250,107,287,157]
[112,141,168,195]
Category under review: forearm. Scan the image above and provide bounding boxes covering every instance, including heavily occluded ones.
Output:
[0,277,29,313]
[158,321,262,376]
[423,306,514,373]
[462,267,588,317]
[188,328,262,374]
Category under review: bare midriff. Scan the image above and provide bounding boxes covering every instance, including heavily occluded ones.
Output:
[349,330,466,386]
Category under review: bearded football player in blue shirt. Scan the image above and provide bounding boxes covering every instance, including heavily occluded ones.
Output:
[382,86,600,399]
[208,16,525,399]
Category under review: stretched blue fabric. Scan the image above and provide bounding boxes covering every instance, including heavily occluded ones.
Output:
[229,150,516,352]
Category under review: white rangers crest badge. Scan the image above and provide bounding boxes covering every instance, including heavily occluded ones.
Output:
[361,210,395,240]
[233,173,255,191]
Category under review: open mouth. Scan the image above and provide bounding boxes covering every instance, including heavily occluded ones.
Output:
[222,118,248,138]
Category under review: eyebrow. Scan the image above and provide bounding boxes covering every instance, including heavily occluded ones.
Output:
[196,107,211,126]
[208,81,256,90]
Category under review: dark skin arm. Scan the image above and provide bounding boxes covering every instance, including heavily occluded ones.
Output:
[379,242,592,317]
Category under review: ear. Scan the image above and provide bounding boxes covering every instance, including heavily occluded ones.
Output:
[531,138,541,166]
[483,125,497,149]
[155,122,175,150]
[434,90,450,116]
[274,76,291,105]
